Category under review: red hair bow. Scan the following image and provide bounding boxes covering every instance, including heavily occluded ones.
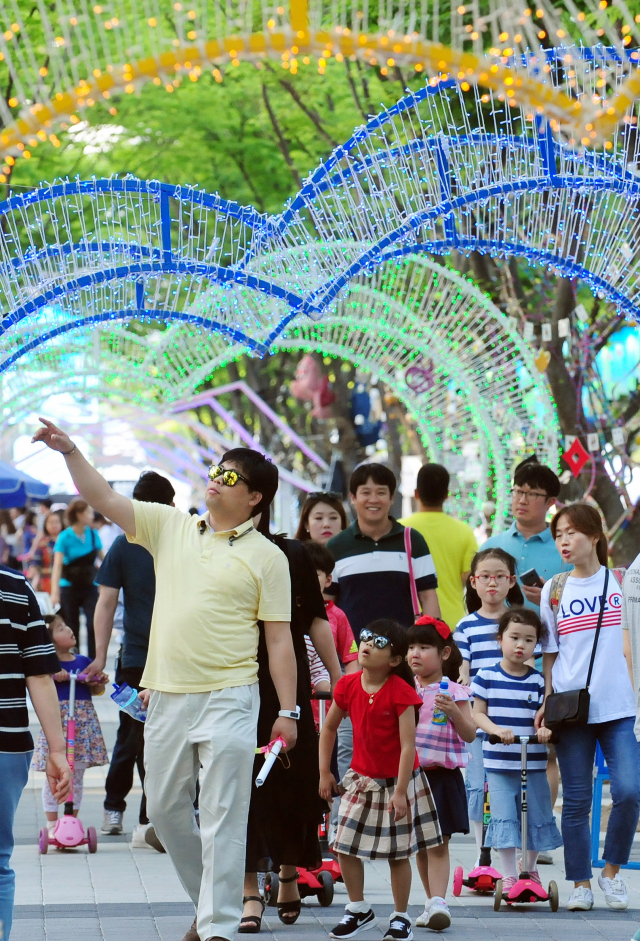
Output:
[415,615,451,640]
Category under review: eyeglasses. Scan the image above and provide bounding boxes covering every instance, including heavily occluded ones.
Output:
[360,629,391,649]
[510,488,549,503]
[473,574,512,584]
[207,464,251,488]
[308,491,342,501]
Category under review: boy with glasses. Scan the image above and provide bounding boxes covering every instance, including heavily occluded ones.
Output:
[481,460,570,613]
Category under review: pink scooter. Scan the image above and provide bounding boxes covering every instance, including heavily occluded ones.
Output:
[38,672,98,854]
[491,734,558,912]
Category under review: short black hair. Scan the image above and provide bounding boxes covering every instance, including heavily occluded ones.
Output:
[513,460,560,498]
[220,448,279,535]
[497,606,543,642]
[133,471,175,505]
[349,462,396,497]
[303,541,335,576]
[416,463,449,506]
[39,498,53,509]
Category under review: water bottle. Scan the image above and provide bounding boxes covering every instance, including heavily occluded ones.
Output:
[110,682,147,722]
[431,677,449,726]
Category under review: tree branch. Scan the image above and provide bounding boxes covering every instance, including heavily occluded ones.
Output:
[261,83,302,189]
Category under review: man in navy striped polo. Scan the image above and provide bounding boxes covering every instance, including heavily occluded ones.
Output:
[326,463,440,642]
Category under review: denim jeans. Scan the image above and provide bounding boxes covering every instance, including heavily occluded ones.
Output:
[465,735,485,822]
[0,751,31,940]
[555,716,640,882]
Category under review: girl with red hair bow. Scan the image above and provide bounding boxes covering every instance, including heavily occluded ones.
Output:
[407,616,477,931]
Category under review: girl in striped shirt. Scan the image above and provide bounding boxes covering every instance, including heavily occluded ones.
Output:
[455,548,524,858]
[471,609,561,892]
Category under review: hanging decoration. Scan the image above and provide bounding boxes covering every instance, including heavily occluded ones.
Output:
[289,354,335,418]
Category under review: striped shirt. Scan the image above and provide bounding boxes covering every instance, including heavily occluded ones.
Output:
[327,519,437,642]
[0,566,59,753]
[471,665,546,770]
[455,612,501,681]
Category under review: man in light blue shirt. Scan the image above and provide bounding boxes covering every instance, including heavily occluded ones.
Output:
[481,460,570,614]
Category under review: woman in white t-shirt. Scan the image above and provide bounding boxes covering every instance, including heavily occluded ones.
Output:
[538,504,638,914]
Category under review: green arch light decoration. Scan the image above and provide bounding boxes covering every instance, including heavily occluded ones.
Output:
[2,253,558,528]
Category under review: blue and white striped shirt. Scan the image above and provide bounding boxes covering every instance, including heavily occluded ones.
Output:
[471,665,546,771]
[455,612,501,680]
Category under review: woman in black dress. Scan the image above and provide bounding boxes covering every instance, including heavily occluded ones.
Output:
[241,535,341,931]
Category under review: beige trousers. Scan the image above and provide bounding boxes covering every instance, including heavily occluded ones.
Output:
[144,684,260,941]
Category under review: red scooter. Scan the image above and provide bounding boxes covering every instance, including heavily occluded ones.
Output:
[38,672,98,854]
[453,776,501,895]
[491,734,558,912]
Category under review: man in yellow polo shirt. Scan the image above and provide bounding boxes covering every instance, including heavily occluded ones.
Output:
[33,419,297,941]
[400,463,478,630]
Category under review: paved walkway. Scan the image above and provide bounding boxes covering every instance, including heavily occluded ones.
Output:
[11,665,640,941]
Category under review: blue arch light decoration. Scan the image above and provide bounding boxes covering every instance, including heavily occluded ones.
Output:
[2,54,640,363]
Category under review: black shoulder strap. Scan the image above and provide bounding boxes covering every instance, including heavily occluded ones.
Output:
[585,568,609,691]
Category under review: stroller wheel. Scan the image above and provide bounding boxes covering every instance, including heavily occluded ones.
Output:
[493,879,503,912]
[38,827,49,855]
[317,870,334,907]
[548,880,559,912]
[87,826,98,854]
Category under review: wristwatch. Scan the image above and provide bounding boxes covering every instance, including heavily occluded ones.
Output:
[278,707,301,720]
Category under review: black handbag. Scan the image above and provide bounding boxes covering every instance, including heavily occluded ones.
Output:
[61,528,98,589]
[544,569,609,731]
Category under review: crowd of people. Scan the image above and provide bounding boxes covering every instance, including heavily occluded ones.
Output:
[1,419,640,941]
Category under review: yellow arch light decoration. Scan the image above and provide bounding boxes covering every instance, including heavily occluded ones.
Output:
[0,1,630,159]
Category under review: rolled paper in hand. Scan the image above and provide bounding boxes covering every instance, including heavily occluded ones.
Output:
[255,736,285,787]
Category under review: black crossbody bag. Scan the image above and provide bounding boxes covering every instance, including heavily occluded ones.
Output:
[544,569,609,731]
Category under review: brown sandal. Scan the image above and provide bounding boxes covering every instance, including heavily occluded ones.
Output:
[239,895,265,933]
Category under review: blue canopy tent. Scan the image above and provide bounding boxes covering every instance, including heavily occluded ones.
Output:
[0,460,49,508]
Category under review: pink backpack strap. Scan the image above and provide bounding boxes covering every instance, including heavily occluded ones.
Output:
[404,526,421,618]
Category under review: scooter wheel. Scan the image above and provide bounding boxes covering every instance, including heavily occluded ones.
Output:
[317,870,334,907]
[87,826,98,854]
[264,872,279,907]
[453,866,464,897]
[38,828,49,855]
[548,880,559,912]
[493,879,503,912]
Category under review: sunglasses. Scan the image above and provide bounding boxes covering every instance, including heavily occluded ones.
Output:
[360,629,392,649]
[207,464,251,488]
[308,491,343,501]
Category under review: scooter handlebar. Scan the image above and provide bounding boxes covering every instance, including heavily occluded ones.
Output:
[312,691,333,700]
[488,733,558,745]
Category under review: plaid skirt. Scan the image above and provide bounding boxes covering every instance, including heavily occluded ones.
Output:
[333,767,442,860]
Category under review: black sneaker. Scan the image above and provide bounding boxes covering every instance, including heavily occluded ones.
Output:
[383,916,413,941]
[330,908,376,939]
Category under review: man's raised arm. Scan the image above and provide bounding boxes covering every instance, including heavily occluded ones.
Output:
[33,418,136,536]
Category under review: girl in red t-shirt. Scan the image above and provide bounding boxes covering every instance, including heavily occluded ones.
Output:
[319,619,442,941]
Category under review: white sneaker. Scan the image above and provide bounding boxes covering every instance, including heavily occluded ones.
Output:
[415,898,451,930]
[567,886,594,911]
[131,824,152,848]
[598,873,629,910]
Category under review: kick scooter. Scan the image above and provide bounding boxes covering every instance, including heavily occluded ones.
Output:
[38,672,98,854]
[491,734,558,911]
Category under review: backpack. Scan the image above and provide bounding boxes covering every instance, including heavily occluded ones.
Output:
[548,567,625,629]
